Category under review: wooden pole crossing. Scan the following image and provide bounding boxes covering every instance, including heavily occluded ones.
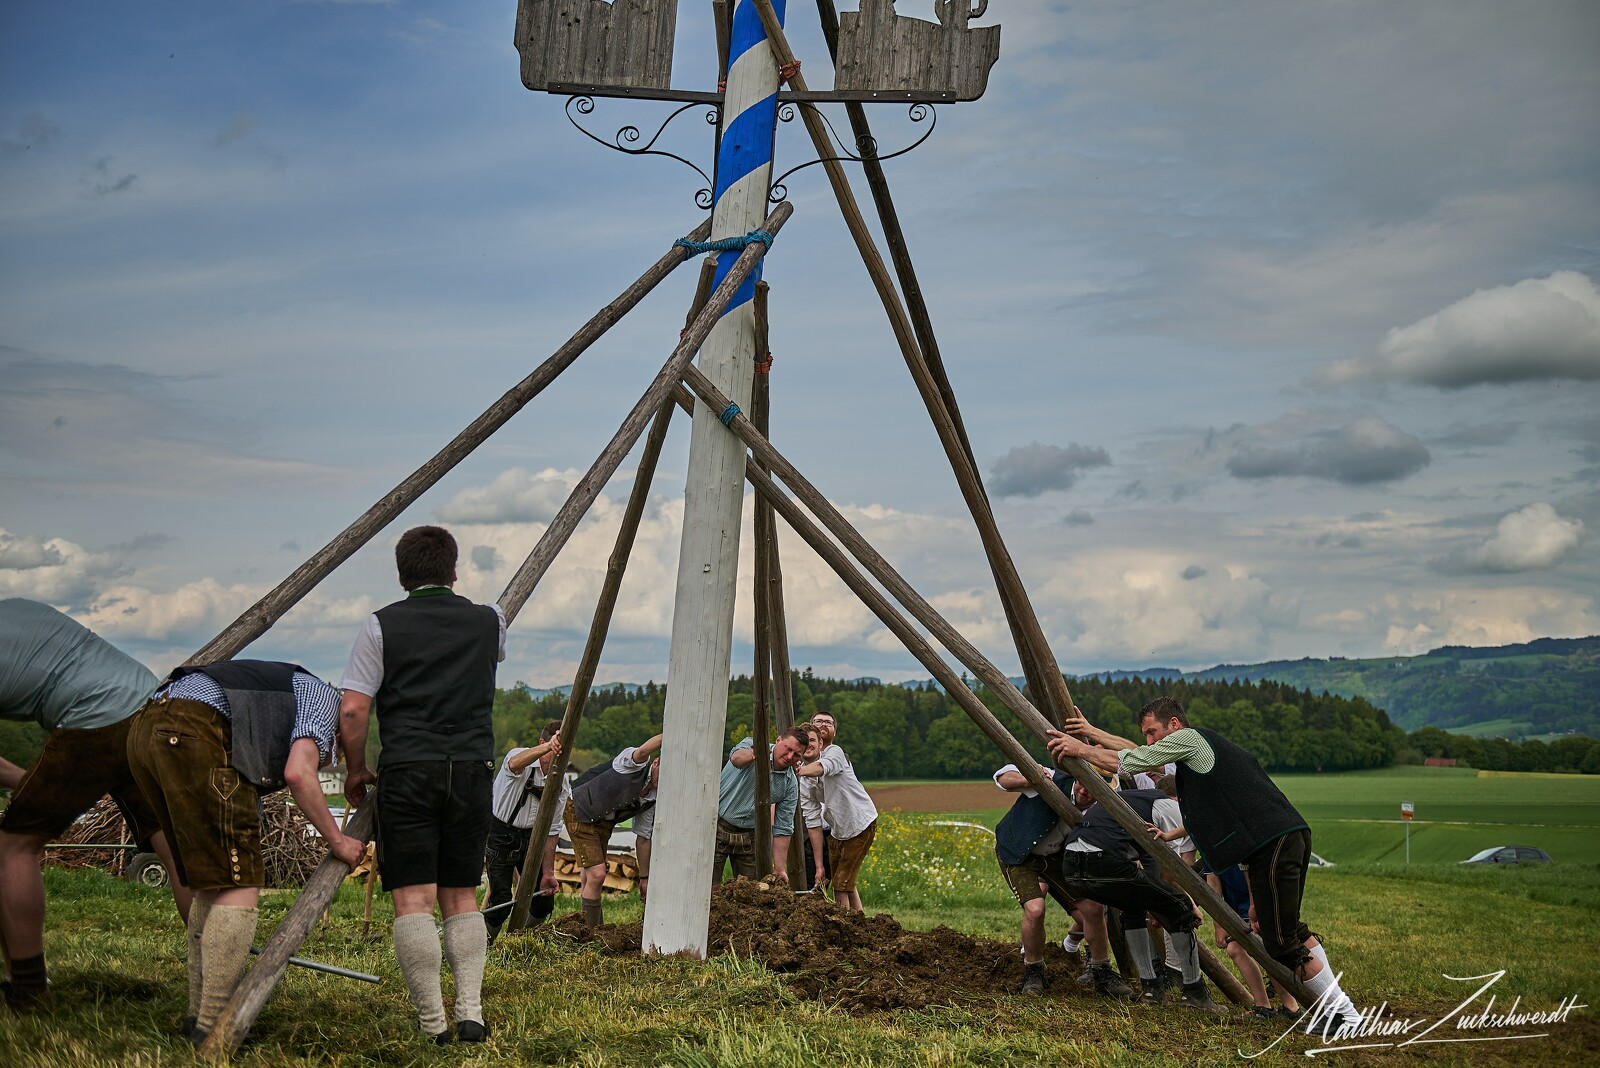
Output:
[678,365,1306,1009]
[187,220,709,668]
[507,258,716,933]
[200,210,788,1056]
[750,0,1079,736]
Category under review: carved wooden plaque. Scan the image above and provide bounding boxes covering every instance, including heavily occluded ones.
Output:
[516,0,679,92]
[835,1,1000,102]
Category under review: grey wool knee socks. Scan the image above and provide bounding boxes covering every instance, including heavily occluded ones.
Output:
[442,912,488,1026]
[196,905,258,1033]
[393,913,448,1037]
[185,897,213,1021]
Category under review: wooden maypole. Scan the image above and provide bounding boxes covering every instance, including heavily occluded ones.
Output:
[644,0,789,959]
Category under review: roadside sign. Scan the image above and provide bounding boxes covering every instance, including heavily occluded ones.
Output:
[1401,801,1415,820]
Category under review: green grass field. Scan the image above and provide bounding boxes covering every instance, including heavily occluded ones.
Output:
[3,767,1597,1066]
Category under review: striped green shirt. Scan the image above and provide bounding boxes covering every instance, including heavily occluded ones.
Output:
[1117,727,1216,775]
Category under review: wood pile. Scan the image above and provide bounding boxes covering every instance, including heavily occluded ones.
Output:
[553,850,639,894]
[52,795,331,888]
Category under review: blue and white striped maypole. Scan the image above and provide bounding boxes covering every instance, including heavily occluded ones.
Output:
[644,0,788,957]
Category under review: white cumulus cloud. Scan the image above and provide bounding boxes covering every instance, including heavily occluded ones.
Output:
[1439,503,1585,574]
[1318,271,1600,388]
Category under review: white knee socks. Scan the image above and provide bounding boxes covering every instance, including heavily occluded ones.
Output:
[393,913,447,1037]
[442,912,487,1026]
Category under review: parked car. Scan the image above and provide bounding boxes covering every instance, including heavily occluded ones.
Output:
[1307,851,1335,868]
[1460,845,1553,865]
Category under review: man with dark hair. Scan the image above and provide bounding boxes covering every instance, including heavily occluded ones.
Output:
[482,722,567,943]
[0,599,191,1012]
[714,728,805,886]
[1048,697,1361,1031]
[340,525,505,1044]
[127,658,361,1043]
[563,733,662,927]
[992,761,1131,998]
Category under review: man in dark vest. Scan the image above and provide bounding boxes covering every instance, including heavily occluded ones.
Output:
[563,733,662,927]
[482,721,567,943]
[339,525,504,1044]
[1048,697,1361,1031]
[1,599,191,1012]
[992,761,1131,999]
[126,658,359,1043]
[1043,777,1226,1013]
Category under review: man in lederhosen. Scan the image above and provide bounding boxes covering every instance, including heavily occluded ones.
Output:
[482,722,568,942]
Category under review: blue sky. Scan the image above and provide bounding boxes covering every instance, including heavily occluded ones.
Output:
[2,1,1598,689]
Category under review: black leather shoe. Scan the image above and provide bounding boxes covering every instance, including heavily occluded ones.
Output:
[456,1019,491,1043]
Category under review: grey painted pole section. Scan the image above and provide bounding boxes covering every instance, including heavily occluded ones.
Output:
[645,0,787,958]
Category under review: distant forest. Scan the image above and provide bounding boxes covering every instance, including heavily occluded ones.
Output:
[488,670,1600,779]
[6,669,1596,783]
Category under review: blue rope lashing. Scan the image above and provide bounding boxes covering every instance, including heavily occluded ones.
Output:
[719,403,741,427]
[675,229,775,255]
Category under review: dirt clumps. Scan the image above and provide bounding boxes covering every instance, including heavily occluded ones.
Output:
[547,877,1093,1013]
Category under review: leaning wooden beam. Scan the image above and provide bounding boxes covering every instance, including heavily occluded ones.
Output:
[810,0,1062,725]
[187,218,711,667]
[750,281,776,876]
[509,396,678,931]
[508,257,717,931]
[680,366,1307,1009]
[202,215,787,1058]
[750,0,1080,734]
[497,200,793,622]
[201,806,375,1056]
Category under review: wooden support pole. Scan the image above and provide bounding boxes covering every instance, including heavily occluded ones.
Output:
[810,0,1061,725]
[496,201,792,623]
[752,0,1078,733]
[750,281,775,877]
[509,257,717,932]
[200,216,787,1058]
[679,367,1309,1009]
[508,396,679,931]
[186,219,710,667]
[201,806,374,1057]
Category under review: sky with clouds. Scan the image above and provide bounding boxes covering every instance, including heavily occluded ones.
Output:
[2,1,1598,689]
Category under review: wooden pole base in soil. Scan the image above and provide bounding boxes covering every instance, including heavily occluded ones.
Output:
[679,367,1306,1009]
[187,219,709,668]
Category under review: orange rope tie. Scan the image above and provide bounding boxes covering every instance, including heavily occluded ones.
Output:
[778,60,801,84]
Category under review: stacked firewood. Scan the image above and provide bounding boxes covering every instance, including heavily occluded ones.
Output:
[553,850,639,894]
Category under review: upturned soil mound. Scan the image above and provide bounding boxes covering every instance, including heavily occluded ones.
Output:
[548,877,1092,1013]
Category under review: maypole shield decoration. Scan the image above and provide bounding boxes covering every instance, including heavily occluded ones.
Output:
[835,0,1000,102]
[516,0,680,91]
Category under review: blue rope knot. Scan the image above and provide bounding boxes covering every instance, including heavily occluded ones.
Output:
[719,403,741,427]
[675,229,775,255]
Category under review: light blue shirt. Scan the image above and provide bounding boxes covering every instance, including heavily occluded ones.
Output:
[0,599,157,731]
[717,737,799,836]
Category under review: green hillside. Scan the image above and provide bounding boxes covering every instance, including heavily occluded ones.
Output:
[1187,636,1600,738]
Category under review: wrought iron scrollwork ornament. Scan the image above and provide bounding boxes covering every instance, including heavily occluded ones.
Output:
[768,103,937,203]
[564,95,719,208]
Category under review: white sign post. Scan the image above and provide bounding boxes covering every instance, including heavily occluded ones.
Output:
[1401,801,1415,864]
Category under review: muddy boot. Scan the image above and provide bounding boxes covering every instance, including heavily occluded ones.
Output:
[1139,968,1167,1007]
[1089,962,1135,1000]
[1179,979,1229,1015]
[1020,962,1046,996]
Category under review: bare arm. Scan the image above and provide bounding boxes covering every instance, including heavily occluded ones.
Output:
[632,733,664,762]
[508,736,560,774]
[729,745,757,769]
[1045,730,1122,775]
[1058,708,1139,751]
[795,760,825,778]
[284,738,365,868]
[0,755,25,791]
[339,690,375,805]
